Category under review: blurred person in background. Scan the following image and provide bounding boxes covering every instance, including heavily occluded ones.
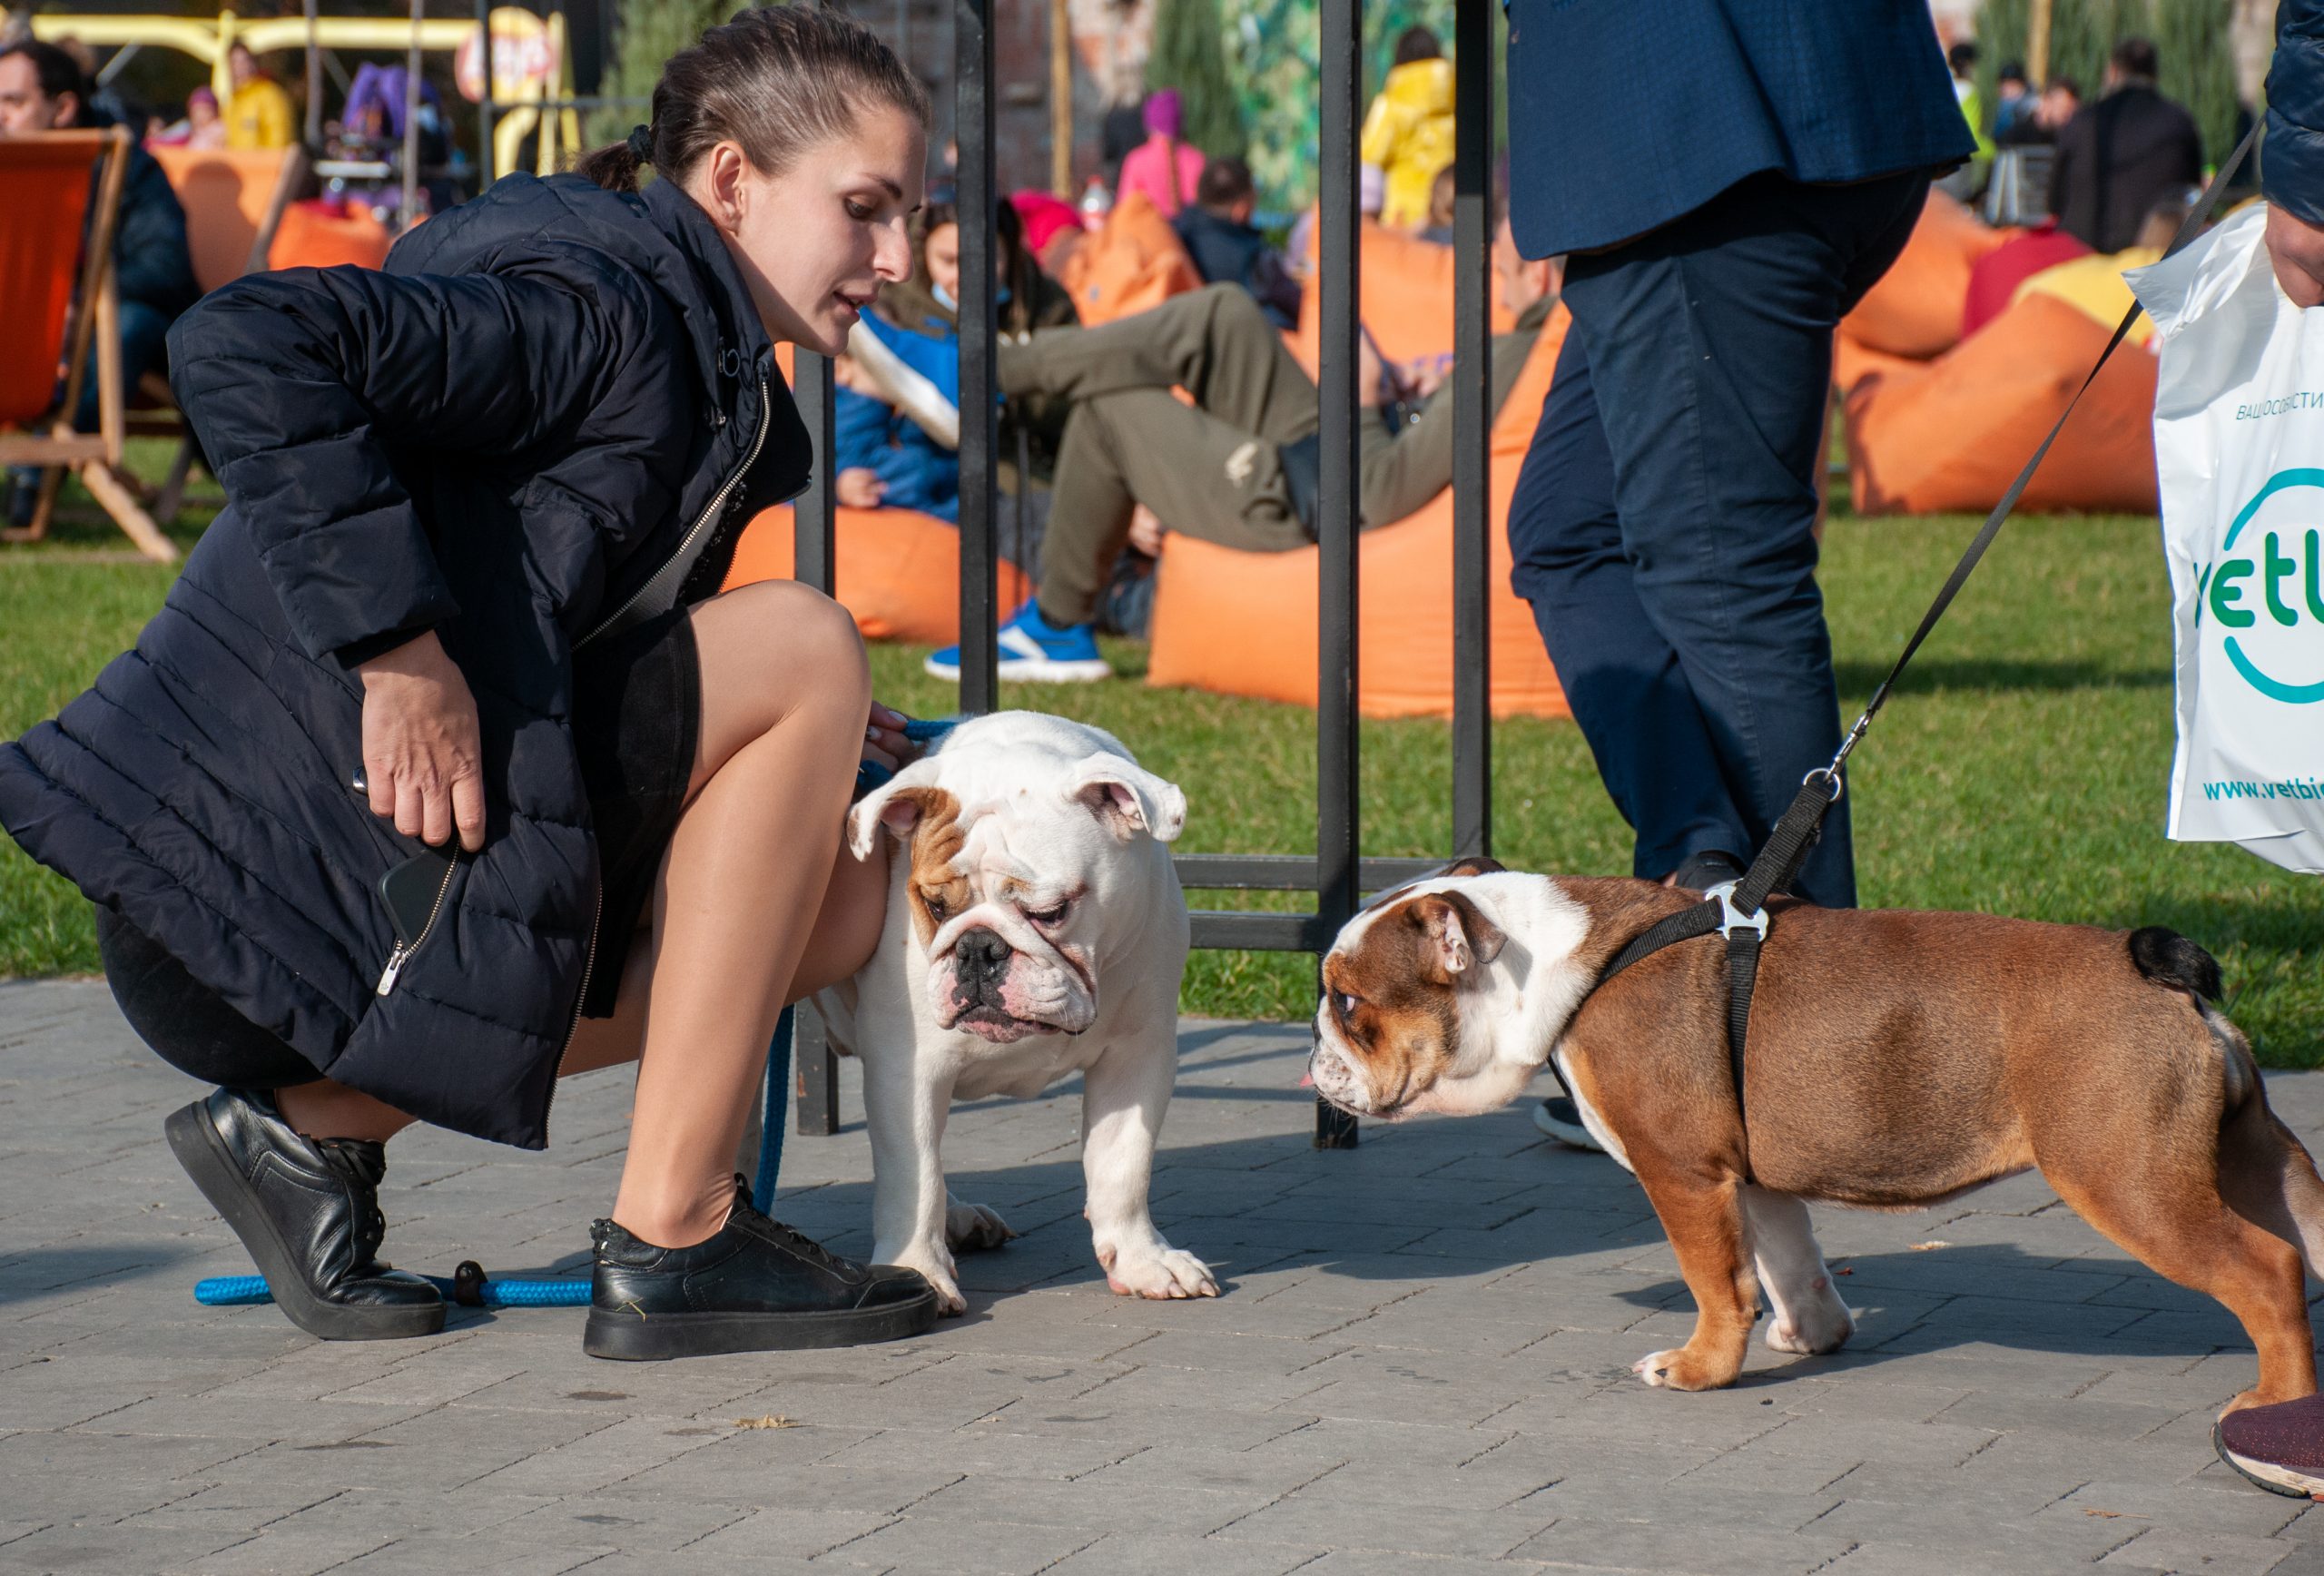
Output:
[1362,25,1455,230]
[1991,60,2037,143]
[1115,86,1203,216]
[225,41,294,150]
[2048,37,2201,253]
[1171,156,1302,330]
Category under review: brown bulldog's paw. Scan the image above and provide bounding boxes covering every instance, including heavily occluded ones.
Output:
[1631,1345,1741,1392]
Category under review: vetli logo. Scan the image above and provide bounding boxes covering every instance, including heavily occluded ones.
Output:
[2197,468,2324,704]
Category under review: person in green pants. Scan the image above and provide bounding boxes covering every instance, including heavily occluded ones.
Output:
[924,217,1559,683]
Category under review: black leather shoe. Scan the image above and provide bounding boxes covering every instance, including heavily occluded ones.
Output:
[164,1088,444,1341]
[1669,849,1748,891]
[585,1177,938,1360]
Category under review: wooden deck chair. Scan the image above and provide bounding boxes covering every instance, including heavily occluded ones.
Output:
[133,144,309,522]
[0,129,174,561]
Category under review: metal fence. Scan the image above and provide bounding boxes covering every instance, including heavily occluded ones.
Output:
[785,0,1502,1152]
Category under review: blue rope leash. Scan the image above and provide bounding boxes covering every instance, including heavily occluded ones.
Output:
[193,1266,590,1308]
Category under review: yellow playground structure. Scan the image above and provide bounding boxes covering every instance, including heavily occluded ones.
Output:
[27,7,585,180]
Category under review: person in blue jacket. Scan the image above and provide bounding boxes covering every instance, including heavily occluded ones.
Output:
[0,8,943,1358]
[833,310,960,520]
[1500,0,1971,1151]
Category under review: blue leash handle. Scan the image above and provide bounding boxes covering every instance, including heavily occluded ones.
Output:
[193,1272,590,1308]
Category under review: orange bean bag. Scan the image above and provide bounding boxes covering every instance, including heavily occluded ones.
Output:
[148,145,295,293]
[1839,190,2009,360]
[722,503,1029,645]
[1289,215,1514,378]
[1146,309,1571,719]
[268,199,395,271]
[1844,291,2157,516]
[1055,191,1203,327]
[1832,329,1925,397]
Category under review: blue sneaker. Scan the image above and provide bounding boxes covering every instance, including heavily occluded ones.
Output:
[925,601,1112,684]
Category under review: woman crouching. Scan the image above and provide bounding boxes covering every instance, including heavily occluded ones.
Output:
[0,7,941,1358]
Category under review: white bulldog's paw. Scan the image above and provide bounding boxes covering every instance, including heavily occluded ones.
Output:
[945,1200,1017,1255]
[1097,1241,1219,1301]
[1766,1297,1855,1355]
[882,1240,968,1317]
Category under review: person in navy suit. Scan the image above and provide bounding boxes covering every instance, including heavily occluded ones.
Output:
[1503,1,1970,911]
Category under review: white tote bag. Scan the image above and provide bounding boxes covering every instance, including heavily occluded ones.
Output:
[2130,202,2324,874]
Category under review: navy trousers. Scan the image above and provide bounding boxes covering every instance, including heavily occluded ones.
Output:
[1508,170,1929,908]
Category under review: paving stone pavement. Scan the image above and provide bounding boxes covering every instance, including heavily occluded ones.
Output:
[6,977,2324,1575]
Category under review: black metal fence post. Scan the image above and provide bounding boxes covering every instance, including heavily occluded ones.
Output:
[793,348,841,1136]
[954,0,1000,714]
[473,0,496,184]
[1314,0,1362,1149]
[1451,0,1492,859]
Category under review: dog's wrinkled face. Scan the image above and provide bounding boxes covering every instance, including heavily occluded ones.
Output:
[851,750,1186,1044]
[1309,883,1514,1118]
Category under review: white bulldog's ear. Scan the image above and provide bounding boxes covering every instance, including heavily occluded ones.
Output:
[1065,753,1187,843]
[845,759,950,860]
[1408,891,1505,984]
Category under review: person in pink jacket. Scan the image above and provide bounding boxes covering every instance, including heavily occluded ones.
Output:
[1115,88,1205,216]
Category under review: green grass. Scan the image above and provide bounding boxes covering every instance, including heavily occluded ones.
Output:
[6,466,2320,1061]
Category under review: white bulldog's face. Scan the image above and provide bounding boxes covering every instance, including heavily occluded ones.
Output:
[850,746,1186,1044]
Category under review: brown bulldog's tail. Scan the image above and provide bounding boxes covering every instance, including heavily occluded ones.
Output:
[2184,935,2324,1282]
[2128,926,2224,1001]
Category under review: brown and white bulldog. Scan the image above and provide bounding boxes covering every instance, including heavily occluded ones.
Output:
[1310,862,2324,1416]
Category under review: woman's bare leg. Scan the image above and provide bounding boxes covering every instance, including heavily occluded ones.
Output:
[607,580,873,1248]
[560,832,889,1079]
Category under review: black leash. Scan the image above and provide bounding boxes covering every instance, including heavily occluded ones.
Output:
[1582,127,2261,1169]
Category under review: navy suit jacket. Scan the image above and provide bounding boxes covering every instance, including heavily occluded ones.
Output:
[2270,0,2324,224]
[1504,0,1973,258]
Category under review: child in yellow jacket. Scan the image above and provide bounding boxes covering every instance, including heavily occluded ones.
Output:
[1361,27,1456,231]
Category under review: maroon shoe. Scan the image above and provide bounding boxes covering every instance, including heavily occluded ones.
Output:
[2216,1395,2324,1499]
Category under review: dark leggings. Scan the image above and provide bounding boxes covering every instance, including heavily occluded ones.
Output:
[95,907,317,1088]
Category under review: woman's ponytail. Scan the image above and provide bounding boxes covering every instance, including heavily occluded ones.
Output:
[576,123,654,193]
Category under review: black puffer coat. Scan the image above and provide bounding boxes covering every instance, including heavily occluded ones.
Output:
[0,173,811,1148]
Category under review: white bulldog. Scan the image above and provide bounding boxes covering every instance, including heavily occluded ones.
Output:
[817,711,1217,1315]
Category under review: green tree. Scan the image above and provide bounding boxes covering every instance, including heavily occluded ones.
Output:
[1148,0,1244,160]
[586,0,738,163]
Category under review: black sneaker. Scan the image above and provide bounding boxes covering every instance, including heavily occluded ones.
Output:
[164,1088,445,1340]
[584,1177,939,1360]
[1533,1095,1607,1153]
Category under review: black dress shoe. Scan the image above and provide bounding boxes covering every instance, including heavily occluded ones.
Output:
[165,1088,444,1341]
[585,1177,938,1360]
[1533,1095,1608,1152]
[1669,849,1748,892]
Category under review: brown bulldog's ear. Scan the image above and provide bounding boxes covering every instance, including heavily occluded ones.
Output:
[1435,854,1506,879]
[1407,891,1506,983]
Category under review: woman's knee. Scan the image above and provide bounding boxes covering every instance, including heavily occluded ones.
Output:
[697,581,870,707]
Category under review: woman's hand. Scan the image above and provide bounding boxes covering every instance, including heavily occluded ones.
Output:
[862,701,915,773]
[355,629,487,852]
[2268,204,2324,309]
[1128,504,1167,557]
[836,468,888,509]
